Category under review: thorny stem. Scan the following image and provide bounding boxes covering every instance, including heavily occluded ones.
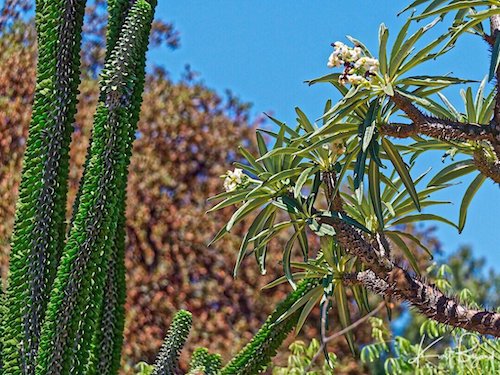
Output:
[383,92,500,183]
[322,171,500,337]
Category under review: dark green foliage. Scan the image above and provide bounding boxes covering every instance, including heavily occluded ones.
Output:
[187,348,222,375]
[220,279,320,375]
[35,1,157,373]
[152,310,193,375]
[2,0,87,373]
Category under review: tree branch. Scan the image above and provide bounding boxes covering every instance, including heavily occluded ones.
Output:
[383,92,500,182]
[331,219,500,337]
[319,173,500,337]
[384,93,494,142]
[473,149,500,183]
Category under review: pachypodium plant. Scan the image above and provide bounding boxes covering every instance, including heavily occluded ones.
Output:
[207,0,500,370]
[2,1,500,375]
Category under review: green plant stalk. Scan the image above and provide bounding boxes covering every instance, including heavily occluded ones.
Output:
[91,0,153,369]
[36,2,157,374]
[220,279,319,375]
[2,0,86,374]
[152,310,193,375]
[187,348,222,375]
[82,2,135,374]
[87,202,127,375]
[69,0,131,224]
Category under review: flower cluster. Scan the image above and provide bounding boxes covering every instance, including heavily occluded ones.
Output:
[222,168,249,192]
[327,41,379,87]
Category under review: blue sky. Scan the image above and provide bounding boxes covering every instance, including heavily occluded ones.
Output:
[152,1,500,270]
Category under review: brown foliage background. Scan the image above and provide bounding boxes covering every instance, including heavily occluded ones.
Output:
[0,2,436,373]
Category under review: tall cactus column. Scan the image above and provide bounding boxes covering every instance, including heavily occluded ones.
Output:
[36,1,158,374]
[2,1,87,374]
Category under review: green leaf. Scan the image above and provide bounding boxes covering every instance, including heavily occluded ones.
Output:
[249,220,296,242]
[378,23,389,76]
[307,218,336,237]
[294,129,357,157]
[256,146,301,161]
[368,159,384,230]
[386,231,421,275]
[273,195,304,215]
[413,1,497,20]
[294,166,317,199]
[398,76,475,87]
[389,213,458,230]
[382,138,421,211]
[388,230,433,259]
[227,197,268,231]
[264,113,301,138]
[331,148,359,200]
[256,131,274,172]
[253,210,278,275]
[290,213,309,260]
[428,159,475,186]
[458,173,486,233]
[335,282,356,355]
[307,171,322,212]
[234,204,275,277]
[283,230,302,289]
[207,191,251,213]
[295,107,315,132]
[398,33,449,76]
[361,100,380,153]
[263,168,303,187]
[261,272,309,290]
[239,146,266,174]
[294,287,323,336]
[317,211,372,233]
[389,26,425,78]
[275,285,323,324]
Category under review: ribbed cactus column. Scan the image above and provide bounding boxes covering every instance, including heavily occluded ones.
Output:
[35,1,158,374]
[2,1,86,374]
[220,279,319,375]
[152,310,193,375]
[78,2,135,374]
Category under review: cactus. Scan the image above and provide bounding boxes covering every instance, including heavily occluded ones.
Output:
[1,0,157,374]
[187,348,221,375]
[146,280,318,375]
[152,310,193,375]
[220,279,319,375]
[2,1,87,373]
[36,2,157,373]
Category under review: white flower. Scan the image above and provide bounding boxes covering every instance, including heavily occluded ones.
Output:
[327,51,343,68]
[345,46,362,62]
[347,74,367,85]
[354,57,379,74]
[223,168,245,192]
